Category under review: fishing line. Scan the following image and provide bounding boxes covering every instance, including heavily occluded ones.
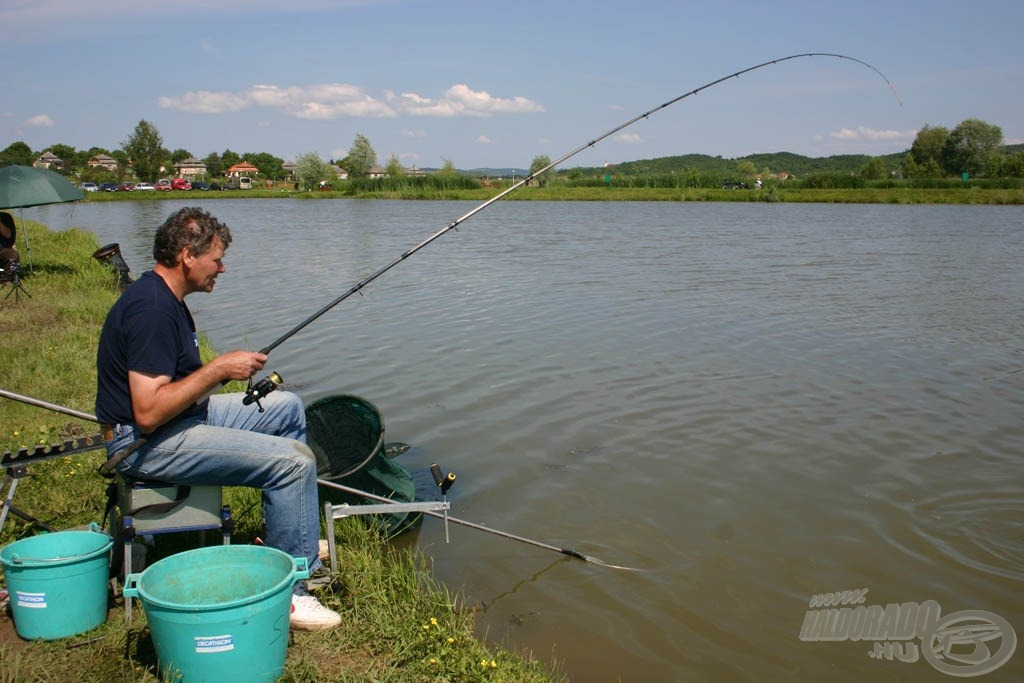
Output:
[317,477,646,571]
[258,52,899,356]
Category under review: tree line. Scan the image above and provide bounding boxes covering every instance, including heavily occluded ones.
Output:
[0,120,409,190]
[3,117,1020,191]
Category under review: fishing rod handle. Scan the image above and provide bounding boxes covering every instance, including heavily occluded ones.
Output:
[430,463,456,494]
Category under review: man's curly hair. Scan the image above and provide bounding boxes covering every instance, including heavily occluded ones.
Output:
[153,207,232,267]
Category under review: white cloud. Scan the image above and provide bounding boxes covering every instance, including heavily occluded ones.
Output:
[617,132,643,144]
[440,84,545,116]
[476,135,492,144]
[828,125,914,143]
[158,91,248,114]
[25,114,55,127]
[159,81,544,121]
[401,128,427,138]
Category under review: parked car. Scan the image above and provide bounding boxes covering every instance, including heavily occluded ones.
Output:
[118,182,135,192]
[156,179,173,191]
[171,178,192,191]
[191,181,210,191]
[80,182,99,192]
[208,182,223,191]
[99,183,118,192]
[135,182,156,191]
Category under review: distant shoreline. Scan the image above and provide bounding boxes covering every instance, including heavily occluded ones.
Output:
[81,186,1024,205]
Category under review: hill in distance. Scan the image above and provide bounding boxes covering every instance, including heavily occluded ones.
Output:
[460,143,1020,177]
[456,151,906,178]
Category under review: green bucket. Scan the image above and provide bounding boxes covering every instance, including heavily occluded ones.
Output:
[123,545,309,683]
[0,523,113,640]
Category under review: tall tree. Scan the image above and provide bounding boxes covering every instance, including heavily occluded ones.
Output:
[245,152,285,180]
[204,152,223,178]
[529,155,551,186]
[293,151,331,191]
[122,119,164,182]
[0,141,35,167]
[221,149,242,170]
[900,153,920,179]
[385,154,405,177]
[736,160,758,178]
[859,157,887,180]
[941,119,1003,177]
[171,148,193,164]
[909,125,949,168]
[346,134,377,177]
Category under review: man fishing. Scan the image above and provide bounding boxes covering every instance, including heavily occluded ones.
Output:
[0,211,20,273]
[95,206,340,631]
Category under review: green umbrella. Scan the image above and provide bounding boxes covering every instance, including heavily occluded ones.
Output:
[0,165,85,271]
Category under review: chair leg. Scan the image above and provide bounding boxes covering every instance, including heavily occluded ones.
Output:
[121,517,141,624]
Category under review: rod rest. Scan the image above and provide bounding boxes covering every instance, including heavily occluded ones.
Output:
[1,434,105,468]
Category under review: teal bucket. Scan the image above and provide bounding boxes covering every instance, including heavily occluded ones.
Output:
[123,545,309,683]
[0,523,113,640]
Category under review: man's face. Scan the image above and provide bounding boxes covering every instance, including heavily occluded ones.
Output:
[183,236,226,294]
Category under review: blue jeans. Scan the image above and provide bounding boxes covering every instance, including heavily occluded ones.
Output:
[106,391,322,582]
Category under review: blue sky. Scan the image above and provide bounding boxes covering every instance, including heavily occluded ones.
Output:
[2,0,1022,170]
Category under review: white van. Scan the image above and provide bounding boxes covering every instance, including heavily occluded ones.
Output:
[238,177,253,190]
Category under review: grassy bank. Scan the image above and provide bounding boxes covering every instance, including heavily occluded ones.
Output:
[81,184,1024,204]
[0,223,563,683]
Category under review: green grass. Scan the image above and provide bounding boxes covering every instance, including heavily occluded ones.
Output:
[0,221,564,683]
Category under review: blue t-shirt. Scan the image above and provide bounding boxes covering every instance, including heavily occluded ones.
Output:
[95,270,206,426]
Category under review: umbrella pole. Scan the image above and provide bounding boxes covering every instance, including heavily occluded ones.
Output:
[18,209,32,273]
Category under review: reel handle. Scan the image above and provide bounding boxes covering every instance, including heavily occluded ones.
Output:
[242,371,283,411]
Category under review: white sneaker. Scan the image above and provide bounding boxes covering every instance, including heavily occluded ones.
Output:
[290,593,342,631]
[318,539,330,561]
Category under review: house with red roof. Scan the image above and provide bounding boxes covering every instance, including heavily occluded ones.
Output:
[226,161,260,178]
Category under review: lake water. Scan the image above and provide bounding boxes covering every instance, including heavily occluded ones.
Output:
[32,199,1024,682]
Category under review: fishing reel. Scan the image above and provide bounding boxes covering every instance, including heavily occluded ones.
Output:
[242,371,282,411]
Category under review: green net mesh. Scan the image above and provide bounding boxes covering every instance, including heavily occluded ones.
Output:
[305,395,418,536]
[305,395,384,480]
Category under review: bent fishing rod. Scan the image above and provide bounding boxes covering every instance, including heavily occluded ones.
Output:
[257,52,900,358]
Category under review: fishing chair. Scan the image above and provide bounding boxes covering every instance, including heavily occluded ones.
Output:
[108,475,232,621]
